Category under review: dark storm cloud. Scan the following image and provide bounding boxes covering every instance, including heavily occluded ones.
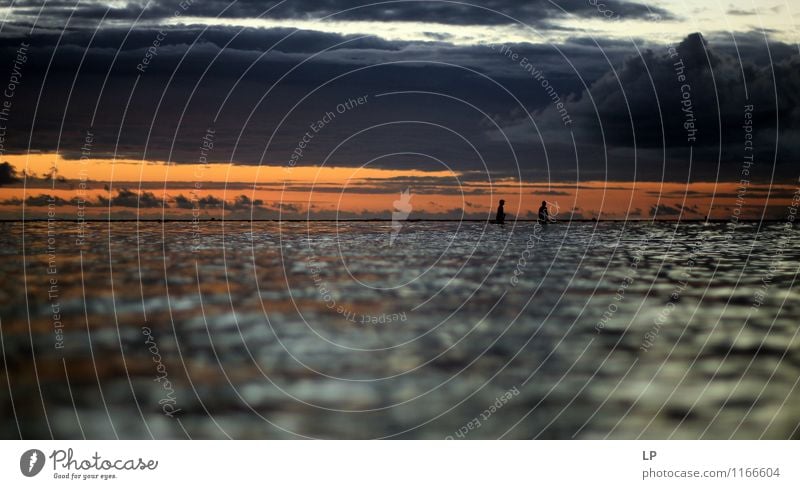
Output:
[0,1,796,186]
[523,32,800,182]
[7,0,673,28]
[254,0,674,26]
[0,22,631,80]
[705,31,798,66]
[0,24,404,58]
[0,21,629,182]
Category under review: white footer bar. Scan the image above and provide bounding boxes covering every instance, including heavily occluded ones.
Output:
[1,441,797,488]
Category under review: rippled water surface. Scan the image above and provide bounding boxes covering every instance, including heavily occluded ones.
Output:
[1,220,799,439]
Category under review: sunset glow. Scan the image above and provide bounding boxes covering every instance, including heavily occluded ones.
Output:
[1,154,793,220]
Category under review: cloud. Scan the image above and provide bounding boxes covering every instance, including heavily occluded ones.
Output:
[649,204,681,217]
[648,203,700,218]
[0,162,20,186]
[173,193,225,209]
[0,9,795,187]
[524,32,800,182]
[155,193,272,209]
[173,194,195,209]
[98,189,165,208]
[271,202,302,212]
[24,194,69,206]
[726,9,755,16]
[228,194,264,209]
[6,0,674,29]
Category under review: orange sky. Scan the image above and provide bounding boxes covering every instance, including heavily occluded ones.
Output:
[0,153,795,220]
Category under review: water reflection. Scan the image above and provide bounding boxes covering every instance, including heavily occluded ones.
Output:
[0,220,797,439]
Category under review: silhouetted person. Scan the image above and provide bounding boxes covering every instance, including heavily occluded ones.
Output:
[495,199,505,224]
[538,200,549,224]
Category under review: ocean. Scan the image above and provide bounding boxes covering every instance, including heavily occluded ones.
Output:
[1,220,798,439]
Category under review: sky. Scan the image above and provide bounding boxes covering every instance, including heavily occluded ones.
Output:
[0,0,797,219]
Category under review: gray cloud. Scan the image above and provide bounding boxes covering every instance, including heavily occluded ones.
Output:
[0,5,795,186]
[726,9,754,16]
[0,162,20,185]
[99,188,165,208]
[173,193,225,209]
[6,0,674,29]
[519,32,800,182]
[649,203,683,217]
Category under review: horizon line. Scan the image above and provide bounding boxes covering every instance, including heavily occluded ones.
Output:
[1,218,787,223]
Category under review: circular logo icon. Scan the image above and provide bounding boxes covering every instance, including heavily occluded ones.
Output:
[20,449,45,477]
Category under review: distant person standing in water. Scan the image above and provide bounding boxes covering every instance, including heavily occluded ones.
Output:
[538,200,549,224]
[495,199,506,224]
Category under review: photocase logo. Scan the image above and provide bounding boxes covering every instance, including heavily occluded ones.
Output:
[20,449,45,477]
[390,188,413,246]
[546,200,560,220]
